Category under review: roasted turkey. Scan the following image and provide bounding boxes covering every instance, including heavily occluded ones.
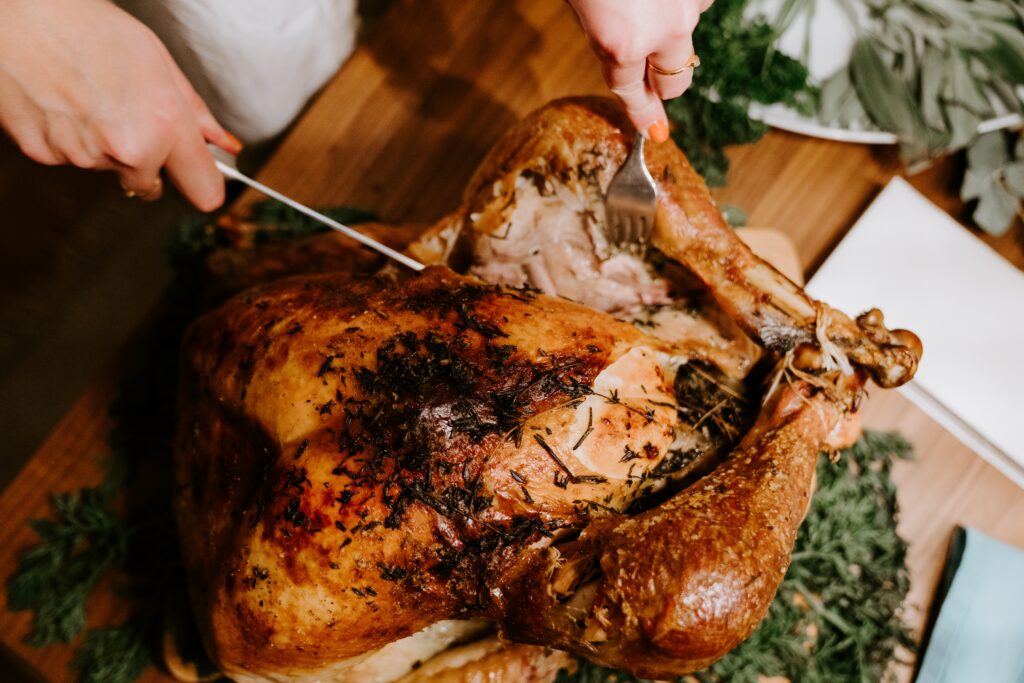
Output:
[175,98,921,682]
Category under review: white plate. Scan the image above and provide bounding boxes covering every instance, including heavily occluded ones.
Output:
[744,0,1024,144]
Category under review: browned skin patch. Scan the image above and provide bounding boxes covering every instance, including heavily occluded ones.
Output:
[177,268,670,674]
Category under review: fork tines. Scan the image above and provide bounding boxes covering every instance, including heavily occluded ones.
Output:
[603,131,658,254]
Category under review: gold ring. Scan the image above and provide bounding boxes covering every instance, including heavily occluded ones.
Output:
[121,177,162,199]
[648,53,701,76]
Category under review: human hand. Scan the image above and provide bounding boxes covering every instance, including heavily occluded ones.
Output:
[0,0,241,210]
[567,0,711,143]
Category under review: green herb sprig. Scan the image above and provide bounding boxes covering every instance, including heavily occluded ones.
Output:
[961,130,1024,233]
[665,0,817,186]
[799,0,1024,234]
[6,476,128,648]
[72,624,151,683]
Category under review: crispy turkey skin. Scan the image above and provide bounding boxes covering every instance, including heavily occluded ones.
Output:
[176,98,921,682]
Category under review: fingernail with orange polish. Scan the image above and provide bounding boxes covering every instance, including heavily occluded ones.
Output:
[224,131,244,154]
[647,120,669,144]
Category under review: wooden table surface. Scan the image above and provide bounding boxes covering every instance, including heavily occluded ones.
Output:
[3,0,1023,680]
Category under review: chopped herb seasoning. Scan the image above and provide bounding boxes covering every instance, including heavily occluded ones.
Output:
[249,566,270,589]
[520,485,534,504]
[282,498,308,528]
[573,407,595,451]
[620,446,640,463]
[534,434,576,482]
[378,564,409,582]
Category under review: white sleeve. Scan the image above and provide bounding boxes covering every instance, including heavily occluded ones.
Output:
[118,0,359,145]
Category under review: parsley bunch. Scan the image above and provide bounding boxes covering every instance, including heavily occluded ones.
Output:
[7,480,128,648]
[665,0,817,186]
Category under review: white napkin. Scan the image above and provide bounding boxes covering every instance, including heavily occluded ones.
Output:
[808,177,1024,490]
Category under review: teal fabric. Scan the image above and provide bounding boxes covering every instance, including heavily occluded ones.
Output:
[917,527,1024,682]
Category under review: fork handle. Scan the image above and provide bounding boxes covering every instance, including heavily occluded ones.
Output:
[622,132,654,187]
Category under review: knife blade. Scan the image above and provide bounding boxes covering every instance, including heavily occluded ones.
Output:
[208,145,425,272]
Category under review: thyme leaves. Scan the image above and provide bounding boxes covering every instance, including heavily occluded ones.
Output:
[534,434,576,482]
[572,407,594,451]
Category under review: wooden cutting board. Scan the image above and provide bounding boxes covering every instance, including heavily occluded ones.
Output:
[3,0,1024,680]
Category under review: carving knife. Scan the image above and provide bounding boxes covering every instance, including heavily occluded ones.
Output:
[208,145,425,272]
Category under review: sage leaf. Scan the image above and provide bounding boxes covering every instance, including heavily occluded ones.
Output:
[960,168,991,201]
[1004,161,1024,197]
[946,24,996,52]
[945,55,985,149]
[968,131,1009,173]
[819,69,855,125]
[969,0,1017,22]
[973,182,1019,235]
[849,37,932,164]
[920,46,948,130]
[972,22,1024,84]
